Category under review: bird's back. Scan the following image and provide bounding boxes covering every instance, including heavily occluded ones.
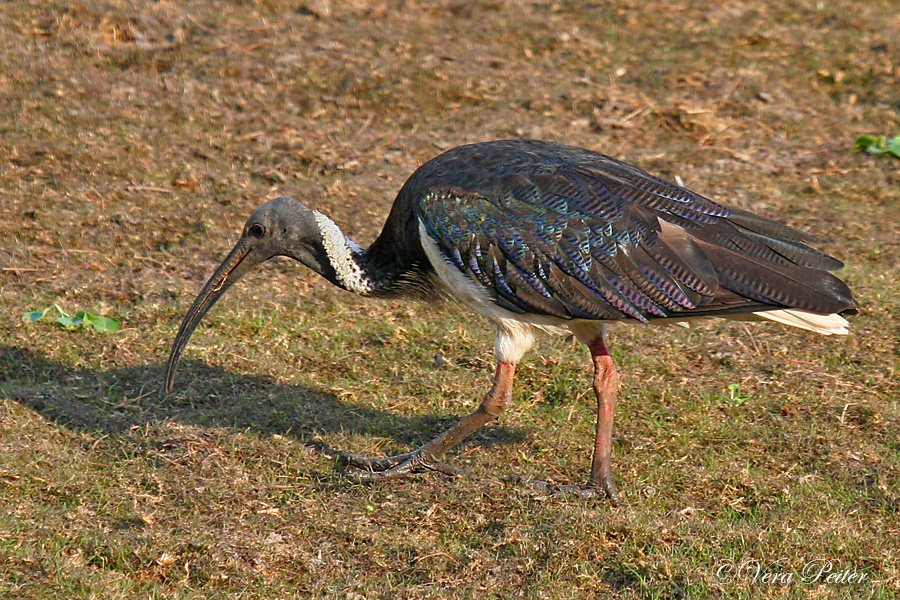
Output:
[369,140,856,324]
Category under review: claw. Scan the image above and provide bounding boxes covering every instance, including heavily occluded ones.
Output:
[590,474,621,506]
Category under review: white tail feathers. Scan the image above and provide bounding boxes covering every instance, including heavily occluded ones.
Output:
[739,309,851,336]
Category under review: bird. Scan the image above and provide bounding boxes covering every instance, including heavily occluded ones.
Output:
[163,139,857,504]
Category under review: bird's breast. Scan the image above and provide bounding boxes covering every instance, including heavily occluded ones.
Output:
[417,219,573,334]
[418,219,493,312]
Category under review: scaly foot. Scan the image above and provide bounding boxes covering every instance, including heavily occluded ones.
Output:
[335,448,468,482]
[520,477,620,505]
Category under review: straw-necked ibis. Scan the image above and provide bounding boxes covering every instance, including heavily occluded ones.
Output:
[164,139,857,503]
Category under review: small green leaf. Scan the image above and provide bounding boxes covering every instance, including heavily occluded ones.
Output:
[23,307,51,323]
[856,134,900,159]
[855,134,884,150]
[725,383,751,405]
[56,315,84,329]
[77,311,123,333]
[88,316,123,333]
[885,135,900,158]
[23,304,121,333]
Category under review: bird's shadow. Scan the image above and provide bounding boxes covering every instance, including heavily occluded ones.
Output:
[0,344,525,471]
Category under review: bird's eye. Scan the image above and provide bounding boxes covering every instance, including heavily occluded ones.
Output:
[247,223,266,238]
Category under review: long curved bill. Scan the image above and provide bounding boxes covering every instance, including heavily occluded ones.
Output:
[163,239,269,394]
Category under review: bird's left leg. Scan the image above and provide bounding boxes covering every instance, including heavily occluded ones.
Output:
[525,330,621,504]
[340,362,517,480]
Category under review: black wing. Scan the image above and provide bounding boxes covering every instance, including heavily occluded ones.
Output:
[413,140,855,322]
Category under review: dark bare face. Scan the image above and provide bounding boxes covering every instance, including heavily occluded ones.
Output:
[163,197,333,394]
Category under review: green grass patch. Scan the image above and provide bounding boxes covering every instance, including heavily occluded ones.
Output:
[2,0,898,598]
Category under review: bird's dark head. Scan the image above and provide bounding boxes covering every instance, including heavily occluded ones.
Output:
[241,197,337,273]
[163,197,337,394]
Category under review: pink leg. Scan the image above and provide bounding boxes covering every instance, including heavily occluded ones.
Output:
[587,337,620,505]
[342,362,516,480]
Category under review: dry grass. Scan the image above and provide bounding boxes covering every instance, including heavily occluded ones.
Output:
[2,1,899,598]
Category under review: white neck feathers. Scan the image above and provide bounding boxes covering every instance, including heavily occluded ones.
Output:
[312,211,372,294]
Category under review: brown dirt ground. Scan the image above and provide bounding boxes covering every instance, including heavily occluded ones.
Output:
[1,1,899,599]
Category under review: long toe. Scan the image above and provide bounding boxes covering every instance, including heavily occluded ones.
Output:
[343,452,468,483]
[334,450,419,472]
[521,480,621,504]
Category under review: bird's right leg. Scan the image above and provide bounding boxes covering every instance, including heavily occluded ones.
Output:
[584,336,620,504]
[339,362,517,480]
